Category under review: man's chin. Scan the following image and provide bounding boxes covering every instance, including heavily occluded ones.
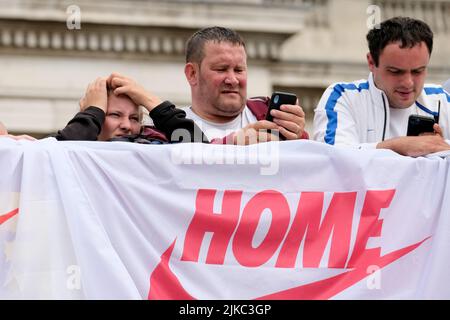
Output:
[390,103,414,109]
[389,96,416,109]
[215,101,245,115]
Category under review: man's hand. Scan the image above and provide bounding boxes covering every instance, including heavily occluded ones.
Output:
[432,123,443,137]
[417,124,443,137]
[0,121,36,141]
[377,132,450,157]
[1,134,36,141]
[0,121,7,135]
[269,101,306,140]
[233,120,281,145]
[107,73,162,112]
[79,77,108,112]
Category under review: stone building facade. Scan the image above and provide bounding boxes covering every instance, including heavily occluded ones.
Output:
[1,0,449,136]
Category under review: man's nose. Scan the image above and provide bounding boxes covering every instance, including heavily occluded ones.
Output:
[401,72,414,88]
[224,71,239,86]
[120,118,131,131]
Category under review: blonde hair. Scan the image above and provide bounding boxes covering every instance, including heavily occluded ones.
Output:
[106,88,146,125]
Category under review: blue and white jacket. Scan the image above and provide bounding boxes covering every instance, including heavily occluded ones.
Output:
[313,73,450,149]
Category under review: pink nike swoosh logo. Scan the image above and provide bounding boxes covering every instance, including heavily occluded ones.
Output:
[258,237,430,299]
[0,208,19,225]
[148,237,430,300]
[148,239,194,300]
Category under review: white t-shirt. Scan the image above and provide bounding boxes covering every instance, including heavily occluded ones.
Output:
[388,107,416,139]
[183,106,257,140]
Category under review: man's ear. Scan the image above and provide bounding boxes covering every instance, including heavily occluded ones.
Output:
[367,52,376,73]
[185,62,199,86]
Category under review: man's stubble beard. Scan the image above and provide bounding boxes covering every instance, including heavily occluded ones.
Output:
[211,96,246,117]
[198,78,246,118]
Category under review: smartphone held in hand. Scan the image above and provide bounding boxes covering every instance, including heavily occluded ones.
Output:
[266,92,297,122]
[406,114,435,136]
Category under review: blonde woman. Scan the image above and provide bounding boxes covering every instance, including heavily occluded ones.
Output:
[55,75,207,143]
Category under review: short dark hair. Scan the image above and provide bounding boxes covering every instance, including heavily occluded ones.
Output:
[185,26,246,64]
[366,17,433,66]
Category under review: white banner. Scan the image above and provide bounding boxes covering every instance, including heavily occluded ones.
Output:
[1,138,450,299]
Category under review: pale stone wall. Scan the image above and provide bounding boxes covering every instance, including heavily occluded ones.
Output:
[0,0,449,136]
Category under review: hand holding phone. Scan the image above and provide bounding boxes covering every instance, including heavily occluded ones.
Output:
[266,92,297,122]
[406,115,435,136]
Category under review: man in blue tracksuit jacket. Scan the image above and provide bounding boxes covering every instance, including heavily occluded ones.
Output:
[313,17,450,157]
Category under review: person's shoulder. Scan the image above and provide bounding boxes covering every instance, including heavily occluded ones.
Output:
[247,96,269,105]
[246,96,270,120]
[443,78,450,92]
[140,125,168,142]
[317,78,371,104]
[326,78,369,91]
[423,83,447,90]
[420,85,450,113]
[179,105,194,116]
[423,83,444,88]
[422,83,450,99]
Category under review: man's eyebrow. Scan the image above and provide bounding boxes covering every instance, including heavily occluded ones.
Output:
[107,110,122,114]
[385,65,427,71]
[211,63,228,67]
[385,66,402,70]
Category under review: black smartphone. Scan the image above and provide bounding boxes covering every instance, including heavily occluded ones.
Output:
[266,92,297,122]
[406,114,435,136]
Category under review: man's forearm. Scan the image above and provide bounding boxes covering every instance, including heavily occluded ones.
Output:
[54,106,105,141]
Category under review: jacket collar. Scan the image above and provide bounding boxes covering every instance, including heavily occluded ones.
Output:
[368,72,389,111]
